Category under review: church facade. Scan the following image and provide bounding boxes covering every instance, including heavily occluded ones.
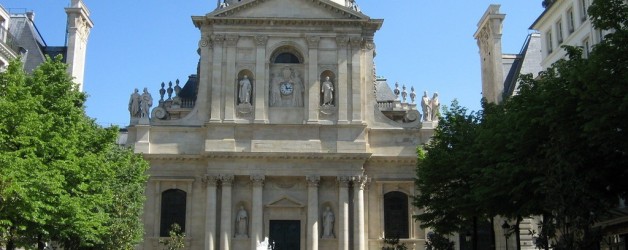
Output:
[126,1,435,249]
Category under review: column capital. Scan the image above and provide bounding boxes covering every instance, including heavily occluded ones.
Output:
[211,34,225,45]
[336,36,349,48]
[353,175,370,190]
[362,37,374,50]
[337,176,351,187]
[306,175,320,187]
[307,35,321,49]
[349,36,362,48]
[202,175,220,187]
[254,35,268,47]
[199,37,212,48]
[225,34,239,46]
[251,174,265,187]
[219,174,234,186]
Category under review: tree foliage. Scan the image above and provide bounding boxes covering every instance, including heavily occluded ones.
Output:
[414,1,627,248]
[0,57,149,249]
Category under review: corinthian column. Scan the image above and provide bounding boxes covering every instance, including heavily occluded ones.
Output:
[353,176,369,250]
[338,176,351,250]
[250,175,265,250]
[307,175,320,250]
[204,175,219,250]
[219,174,234,250]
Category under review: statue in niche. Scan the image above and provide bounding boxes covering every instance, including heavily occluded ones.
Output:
[270,67,303,107]
[238,75,252,105]
[321,76,334,106]
[140,88,153,118]
[128,88,141,118]
[235,206,248,238]
[431,92,441,121]
[322,206,335,238]
[421,91,431,122]
[292,70,304,107]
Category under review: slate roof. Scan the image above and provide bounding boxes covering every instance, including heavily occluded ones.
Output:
[375,78,397,102]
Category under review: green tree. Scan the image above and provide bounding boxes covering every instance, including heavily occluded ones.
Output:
[0,57,149,249]
[414,100,484,234]
[159,223,186,250]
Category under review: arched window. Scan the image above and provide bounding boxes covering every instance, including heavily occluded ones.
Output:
[160,189,187,237]
[274,52,300,64]
[270,46,303,64]
[384,191,409,238]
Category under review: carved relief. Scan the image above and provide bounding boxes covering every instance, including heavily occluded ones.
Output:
[336,36,349,48]
[307,36,320,48]
[211,34,225,46]
[269,67,304,107]
[225,34,239,46]
[199,38,211,48]
[254,35,268,47]
[349,37,362,48]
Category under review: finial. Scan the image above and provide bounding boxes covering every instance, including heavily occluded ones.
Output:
[393,82,400,100]
[401,85,407,102]
[410,86,416,103]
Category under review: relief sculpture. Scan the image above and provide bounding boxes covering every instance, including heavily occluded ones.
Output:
[270,67,304,107]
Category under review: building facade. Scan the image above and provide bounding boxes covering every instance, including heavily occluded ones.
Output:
[127,1,435,249]
[0,0,92,91]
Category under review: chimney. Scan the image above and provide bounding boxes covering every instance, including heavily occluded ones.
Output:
[25,11,35,22]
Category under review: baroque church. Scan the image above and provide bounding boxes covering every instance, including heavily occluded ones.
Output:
[126,0,438,249]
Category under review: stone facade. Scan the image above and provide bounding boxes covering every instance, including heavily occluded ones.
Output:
[127,0,434,249]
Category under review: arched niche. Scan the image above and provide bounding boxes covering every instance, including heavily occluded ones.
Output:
[320,71,336,106]
[237,69,254,105]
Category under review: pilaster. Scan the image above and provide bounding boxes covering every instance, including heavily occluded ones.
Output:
[250,174,265,250]
[336,36,349,124]
[219,174,234,250]
[254,35,268,123]
[203,175,219,250]
[197,32,213,122]
[210,34,225,122]
[224,34,239,122]
[307,175,321,250]
[353,176,368,250]
[349,37,363,123]
[306,36,320,124]
[337,176,351,250]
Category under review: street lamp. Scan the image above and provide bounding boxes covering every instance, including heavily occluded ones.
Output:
[502,221,515,250]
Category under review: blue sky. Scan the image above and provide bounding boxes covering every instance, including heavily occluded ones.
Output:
[2,0,543,126]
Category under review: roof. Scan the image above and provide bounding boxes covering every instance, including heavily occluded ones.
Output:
[503,33,543,98]
[375,79,397,102]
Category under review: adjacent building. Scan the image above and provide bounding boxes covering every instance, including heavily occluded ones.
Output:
[126,0,436,249]
[0,0,92,91]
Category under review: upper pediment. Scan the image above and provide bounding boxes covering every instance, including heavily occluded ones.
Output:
[209,0,369,20]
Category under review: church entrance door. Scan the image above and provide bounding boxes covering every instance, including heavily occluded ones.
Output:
[269,220,300,250]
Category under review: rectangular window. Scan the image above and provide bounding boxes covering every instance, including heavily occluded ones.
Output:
[568,8,575,33]
[557,20,564,43]
[546,30,554,54]
[582,37,590,58]
[580,0,588,21]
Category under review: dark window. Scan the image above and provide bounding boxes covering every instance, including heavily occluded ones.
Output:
[160,189,187,237]
[384,191,409,238]
[274,52,300,64]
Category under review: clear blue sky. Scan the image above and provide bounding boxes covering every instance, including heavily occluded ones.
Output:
[2,0,543,127]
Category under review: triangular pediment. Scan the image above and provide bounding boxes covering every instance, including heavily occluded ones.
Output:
[266,196,305,208]
[210,0,368,20]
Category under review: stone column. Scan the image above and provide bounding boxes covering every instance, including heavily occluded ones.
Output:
[210,34,225,122]
[254,35,268,123]
[224,34,239,122]
[250,175,265,250]
[338,176,351,250]
[353,176,368,250]
[196,31,213,122]
[219,174,234,250]
[204,175,219,250]
[349,37,362,123]
[307,175,321,250]
[336,36,349,124]
[306,36,320,124]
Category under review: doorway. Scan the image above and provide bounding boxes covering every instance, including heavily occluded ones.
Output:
[269,220,300,250]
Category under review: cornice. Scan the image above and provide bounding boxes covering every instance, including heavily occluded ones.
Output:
[193,16,383,30]
[367,156,418,164]
[204,152,372,161]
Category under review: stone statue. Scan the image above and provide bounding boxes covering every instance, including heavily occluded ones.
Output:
[140,88,153,118]
[421,91,431,122]
[239,75,252,105]
[128,88,140,118]
[270,73,281,106]
[236,206,248,237]
[321,76,334,106]
[292,70,304,107]
[322,206,335,238]
[431,92,441,121]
